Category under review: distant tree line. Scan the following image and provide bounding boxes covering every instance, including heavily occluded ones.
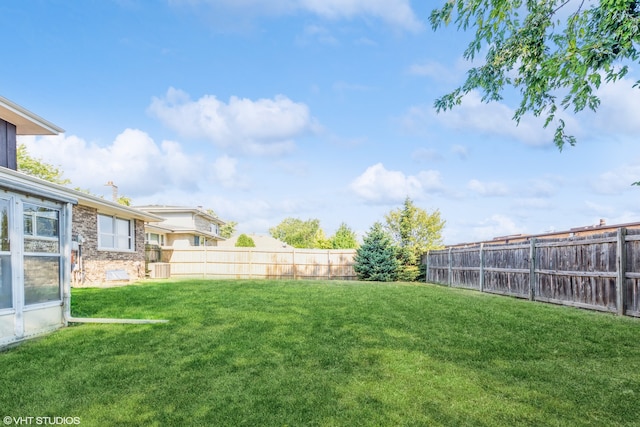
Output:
[269,219,358,250]
[268,197,445,282]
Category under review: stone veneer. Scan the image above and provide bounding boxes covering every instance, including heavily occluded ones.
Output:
[72,204,146,287]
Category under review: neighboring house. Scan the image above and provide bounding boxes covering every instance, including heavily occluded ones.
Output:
[136,205,226,247]
[70,193,163,287]
[0,95,74,346]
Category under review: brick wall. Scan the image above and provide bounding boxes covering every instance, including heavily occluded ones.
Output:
[72,204,146,287]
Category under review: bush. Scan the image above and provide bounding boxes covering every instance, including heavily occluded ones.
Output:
[353,223,398,282]
[235,234,256,247]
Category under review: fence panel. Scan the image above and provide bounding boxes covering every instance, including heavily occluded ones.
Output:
[450,246,481,290]
[164,247,356,280]
[535,234,618,312]
[624,229,640,317]
[426,249,450,285]
[483,243,530,298]
[425,228,640,317]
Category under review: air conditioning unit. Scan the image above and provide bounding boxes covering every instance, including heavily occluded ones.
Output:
[149,262,171,279]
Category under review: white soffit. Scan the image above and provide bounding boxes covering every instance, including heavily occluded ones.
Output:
[0,96,64,135]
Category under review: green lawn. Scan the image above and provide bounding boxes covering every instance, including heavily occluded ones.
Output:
[2,279,640,426]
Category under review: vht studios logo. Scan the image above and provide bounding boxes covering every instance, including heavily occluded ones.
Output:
[3,417,81,425]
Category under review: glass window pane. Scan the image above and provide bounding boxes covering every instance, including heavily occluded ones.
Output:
[100,234,114,248]
[118,236,131,250]
[0,199,9,252]
[36,215,58,238]
[24,238,59,254]
[24,256,60,305]
[0,255,11,309]
[99,215,114,234]
[116,218,130,236]
[23,214,33,235]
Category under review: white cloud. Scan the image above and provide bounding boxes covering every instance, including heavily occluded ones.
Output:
[451,144,468,160]
[591,160,640,195]
[349,163,444,204]
[18,129,244,197]
[412,148,442,162]
[402,90,581,147]
[170,0,423,32]
[296,24,339,45]
[526,177,559,197]
[148,87,319,156]
[467,179,509,197]
[407,61,452,80]
[589,76,640,135]
[513,197,553,210]
[212,155,249,189]
[435,91,558,146]
[301,0,423,32]
[470,214,522,241]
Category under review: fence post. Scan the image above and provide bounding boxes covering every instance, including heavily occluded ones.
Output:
[203,245,207,279]
[292,248,297,280]
[448,247,453,287]
[479,243,484,292]
[529,238,537,301]
[328,250,331,280]
[425,251,430,283]
[616,228,627,316]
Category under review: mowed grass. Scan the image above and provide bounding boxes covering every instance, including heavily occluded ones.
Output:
[2,279,640,426]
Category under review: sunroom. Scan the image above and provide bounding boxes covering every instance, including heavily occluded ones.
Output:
[0,96,75,346]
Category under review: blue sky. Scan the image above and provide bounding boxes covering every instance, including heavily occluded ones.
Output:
[4,0,640,244]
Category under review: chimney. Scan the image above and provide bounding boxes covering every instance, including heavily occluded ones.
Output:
[599,219,606,227]
[105,181,118,202]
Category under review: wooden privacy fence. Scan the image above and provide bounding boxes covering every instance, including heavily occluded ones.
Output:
[425,228,640,317]
[162,247,357,280]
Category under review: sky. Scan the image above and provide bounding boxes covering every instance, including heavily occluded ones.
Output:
[3,0,640,245]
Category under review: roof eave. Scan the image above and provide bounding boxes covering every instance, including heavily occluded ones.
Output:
[0,96,64,135]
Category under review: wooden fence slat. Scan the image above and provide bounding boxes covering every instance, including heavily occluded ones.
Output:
[617,228,627,315]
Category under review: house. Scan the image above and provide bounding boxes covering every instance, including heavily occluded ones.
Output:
[136,205,226,248]
[70,192,163,287]
[0,95,75,346]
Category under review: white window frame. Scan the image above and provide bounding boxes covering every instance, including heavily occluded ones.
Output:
[98,214,134,252]
[21,200,64,308]
[146,232,164,246]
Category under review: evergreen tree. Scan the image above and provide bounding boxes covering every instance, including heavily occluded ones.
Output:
[385,197,445,281]
[353,222,398,282]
